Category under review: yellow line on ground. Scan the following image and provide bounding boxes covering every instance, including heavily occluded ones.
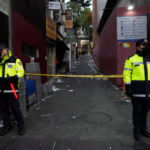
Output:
[25,73,123,78]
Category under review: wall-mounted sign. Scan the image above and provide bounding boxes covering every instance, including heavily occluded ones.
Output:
[123,42,130,48]
[117,16,147,41]
[65,9,73,29]
[48,2,60,10]
[65,20,73,29]
[65,9,72,20]
[46,16,56,40]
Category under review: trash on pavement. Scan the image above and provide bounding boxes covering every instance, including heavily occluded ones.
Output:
[96,78,102,80]
[52,141,56,150]
[68,89,74,92]
[42,98,45,101]
[36,106,40,110]
[0,120,3,128]
[121,97,131,103]
[72,116,77,119]
[41,114,52,118]
[111,84,119,90]
[56,78,64,83]
[125,99,131,103]
[128,120,132,125]
[52,85,60,92]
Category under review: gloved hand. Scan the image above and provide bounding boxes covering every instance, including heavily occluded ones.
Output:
[125,84,132,97]
[7,75,18,83]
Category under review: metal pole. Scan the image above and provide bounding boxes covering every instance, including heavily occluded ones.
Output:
[7,0,12,51]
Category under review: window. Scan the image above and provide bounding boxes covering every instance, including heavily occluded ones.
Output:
[21,43,39,58]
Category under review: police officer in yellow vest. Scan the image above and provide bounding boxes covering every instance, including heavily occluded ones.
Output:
[123,39,150,141]
[0,43,25,136]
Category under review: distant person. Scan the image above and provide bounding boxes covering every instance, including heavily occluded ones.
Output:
[0,43,25,136]
[76,47,79,61]
[123,39,150,141]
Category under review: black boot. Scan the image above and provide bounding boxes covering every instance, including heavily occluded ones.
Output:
[133,128,141,141]
[18,126,25,136]
[141,129,150,138]
[0,126,12,136]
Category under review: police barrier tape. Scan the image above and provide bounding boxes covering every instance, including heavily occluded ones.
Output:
[25,73,123,79]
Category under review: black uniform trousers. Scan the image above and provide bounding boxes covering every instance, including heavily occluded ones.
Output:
[0,93,24,129]
[132,98,150,130]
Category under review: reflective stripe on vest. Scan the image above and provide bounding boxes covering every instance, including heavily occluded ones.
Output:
[132,94,150,98]
[124,68,132,71]
[132,62,143,65]
[0,90,19,93]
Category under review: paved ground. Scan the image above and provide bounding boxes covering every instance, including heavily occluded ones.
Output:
[0,55,150,150]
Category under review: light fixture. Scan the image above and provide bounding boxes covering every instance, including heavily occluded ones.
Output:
[128,0,134,10]
[128,5,134,10]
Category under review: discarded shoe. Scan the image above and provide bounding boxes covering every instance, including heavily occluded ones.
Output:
[0,126,12,136]
[141,129,150,138]
[18,127,25,136]
[0,120,3,128]
[134,133,141,141]
[134,128,141,141]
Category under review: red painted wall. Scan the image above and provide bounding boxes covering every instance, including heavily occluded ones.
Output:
[12,12,47,83]
[93,9,118,84]
[93,7,148,87]
[116,7,148,86]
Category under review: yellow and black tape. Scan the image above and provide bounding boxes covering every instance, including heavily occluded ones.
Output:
[25,73,123,79]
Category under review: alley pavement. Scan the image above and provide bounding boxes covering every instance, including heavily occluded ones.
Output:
[1,54,150,150]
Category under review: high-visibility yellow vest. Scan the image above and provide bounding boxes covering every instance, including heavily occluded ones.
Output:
[123,52,150,98]
[0,50,24,78]
[0,50,24,92]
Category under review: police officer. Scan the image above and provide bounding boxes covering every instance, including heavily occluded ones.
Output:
[123,39,150,141]
[0,43,25,136]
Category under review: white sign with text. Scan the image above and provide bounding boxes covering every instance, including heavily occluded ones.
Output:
[48,2,60,10]
[117,16,147,41]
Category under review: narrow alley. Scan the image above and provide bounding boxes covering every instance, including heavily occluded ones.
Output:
[0,55,150,150]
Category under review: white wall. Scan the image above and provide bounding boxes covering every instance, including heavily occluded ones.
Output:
[0,0,8,15]
[97,0,107,21]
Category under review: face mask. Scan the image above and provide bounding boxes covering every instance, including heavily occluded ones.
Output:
[142,46,150,57]
[0,50,2,58]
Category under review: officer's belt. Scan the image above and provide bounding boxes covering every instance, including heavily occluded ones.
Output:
[0,90,19,93]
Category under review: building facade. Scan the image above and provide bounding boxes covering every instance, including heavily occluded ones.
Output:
[93,0,150,87]
[12,0,47,83]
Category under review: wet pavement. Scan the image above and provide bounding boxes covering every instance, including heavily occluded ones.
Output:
[0,55,150,150]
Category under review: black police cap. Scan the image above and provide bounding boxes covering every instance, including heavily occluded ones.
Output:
[136,39,145,47]
[0,43,7,51]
